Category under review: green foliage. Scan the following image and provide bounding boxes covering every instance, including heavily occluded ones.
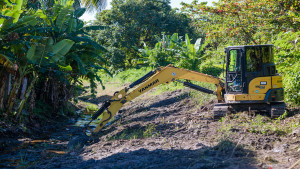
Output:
[199,60,224,77]
[81,0,106,12]
[273,31,300,105]
[32,100,56,120]
[182,0,299,46]
[282,65,300,105]
[0,0,110,123]
[90,0,195,70]
[142,123,159,138]
[85,102,99,114]
[0,0,23,24]
[100,66,153,84]
[188,82,217,105]
[274,31,300,62]
[105,47,126,72]
[139,33,202,71]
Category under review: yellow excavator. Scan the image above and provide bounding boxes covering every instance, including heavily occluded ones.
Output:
[84,44,286,135]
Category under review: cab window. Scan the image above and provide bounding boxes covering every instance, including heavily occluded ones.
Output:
[262,46,273,63]
[228,50,241,72]
[246,48,262,72]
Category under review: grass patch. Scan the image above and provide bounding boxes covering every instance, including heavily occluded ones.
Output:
[152,82,185,96]
[99,67,153,85]
[188,82,217,105]
[84,102,99,114]
[151,79,218,105]
[108,123,160,140]
[218,112,300,136]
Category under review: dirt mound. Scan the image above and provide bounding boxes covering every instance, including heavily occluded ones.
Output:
[28,89,300,168]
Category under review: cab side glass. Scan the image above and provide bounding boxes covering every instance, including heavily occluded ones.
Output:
[229,50,240,72]
[227,49,242,92]
[246,48,262,72]
[262,46,274,63]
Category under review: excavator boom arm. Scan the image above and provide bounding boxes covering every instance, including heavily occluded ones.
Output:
[89,65,225,134]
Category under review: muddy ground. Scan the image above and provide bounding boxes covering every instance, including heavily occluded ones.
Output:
[1,88,300,169]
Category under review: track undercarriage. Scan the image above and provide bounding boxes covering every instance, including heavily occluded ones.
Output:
[213,102,286,119]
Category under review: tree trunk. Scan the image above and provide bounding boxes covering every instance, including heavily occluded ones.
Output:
[6,76,23,116]
[16,75,38,120]
[20,77,28,99]
[7,73,11,95]
[0,72,8,110]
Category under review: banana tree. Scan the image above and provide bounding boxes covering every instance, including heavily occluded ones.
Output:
[12,38,75,118]
[139,33,202,71]
[28,2,109,112]
[1,0,109,120]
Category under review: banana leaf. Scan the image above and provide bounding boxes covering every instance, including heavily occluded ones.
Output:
[74,8,86,18]
[50,39,75,62]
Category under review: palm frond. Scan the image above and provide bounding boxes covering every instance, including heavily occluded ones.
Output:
[73,54,87,74]
[81,0,107,12]
[67,18,77,33]
[74,8,86,18]
[0,53,14,69]
[56,7,72,33]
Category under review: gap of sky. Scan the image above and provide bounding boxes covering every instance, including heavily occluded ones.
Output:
[80,0,214,22]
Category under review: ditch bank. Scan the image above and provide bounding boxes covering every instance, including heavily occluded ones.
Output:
[1,89,300,168]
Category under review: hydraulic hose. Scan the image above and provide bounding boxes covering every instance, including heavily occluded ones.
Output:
[129,70,156,88]
[92,101,111,120]
[177,80,214,95]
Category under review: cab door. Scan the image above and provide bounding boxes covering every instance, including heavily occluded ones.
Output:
[226,49,245,93]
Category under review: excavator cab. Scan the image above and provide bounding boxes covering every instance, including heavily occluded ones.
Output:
[220,45,285,117]
[225,45,277,94]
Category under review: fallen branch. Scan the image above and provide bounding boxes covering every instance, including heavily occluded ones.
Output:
[288,158,300,169]
[230,136,244,159]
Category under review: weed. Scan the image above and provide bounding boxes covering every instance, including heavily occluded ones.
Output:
[84,103,99,114]
[19,152,29,167]
[218,113,300,136]
[277,111,288,120]
[161,117,167,125]
[108,123,160,141]
[188,82,217,105]
[143,123,159,138]
[218,116,233,133]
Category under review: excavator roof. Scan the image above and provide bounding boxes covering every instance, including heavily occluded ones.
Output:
[226,44,273,49]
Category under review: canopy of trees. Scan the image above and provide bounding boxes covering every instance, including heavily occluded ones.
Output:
[90,0,196,70]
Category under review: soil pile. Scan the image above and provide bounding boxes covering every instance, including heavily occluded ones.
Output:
[28,89,300,169]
